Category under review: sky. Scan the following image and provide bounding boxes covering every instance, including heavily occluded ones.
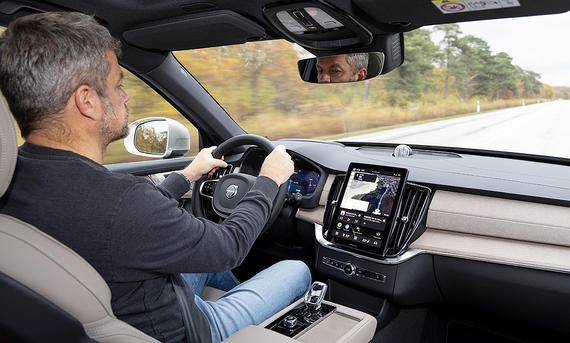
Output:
[432,10,570,87]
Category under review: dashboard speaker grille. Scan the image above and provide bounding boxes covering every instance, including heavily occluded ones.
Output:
[384,182,432,257]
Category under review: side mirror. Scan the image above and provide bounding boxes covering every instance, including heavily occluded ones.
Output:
[298,52,384,84]
[124,117,190,158]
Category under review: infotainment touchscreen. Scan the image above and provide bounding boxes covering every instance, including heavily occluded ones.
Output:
[327,163,408,255]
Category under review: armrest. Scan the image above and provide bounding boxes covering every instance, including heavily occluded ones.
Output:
[260,299,377,343]
[222,325,297,343]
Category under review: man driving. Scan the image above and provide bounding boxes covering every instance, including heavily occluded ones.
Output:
[0,12,310,343]
[316,53,368,83]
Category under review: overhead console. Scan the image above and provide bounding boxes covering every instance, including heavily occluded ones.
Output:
[262,0,405,74]
[263,1,372,50]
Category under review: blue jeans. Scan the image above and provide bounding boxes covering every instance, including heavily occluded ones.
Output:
[182,260,311,343]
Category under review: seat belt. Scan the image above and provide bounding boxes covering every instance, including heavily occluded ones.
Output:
[170,274,208,343]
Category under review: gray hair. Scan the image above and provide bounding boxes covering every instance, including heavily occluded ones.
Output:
[0,12,121,137]
[345,53,369,74]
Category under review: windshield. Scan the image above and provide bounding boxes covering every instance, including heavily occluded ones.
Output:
[174,11,570,159]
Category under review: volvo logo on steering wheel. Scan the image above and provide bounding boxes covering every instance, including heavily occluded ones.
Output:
[225,184,239,199]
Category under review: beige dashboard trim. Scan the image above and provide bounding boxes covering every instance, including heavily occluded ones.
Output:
[318,174,336,206]
[301,179,570,272]
[410,229,570,273]
[427,190,570,247]
[297,206,325,226]
[295,174,334,225]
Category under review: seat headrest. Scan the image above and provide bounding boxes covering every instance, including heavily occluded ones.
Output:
[0,95,18,197]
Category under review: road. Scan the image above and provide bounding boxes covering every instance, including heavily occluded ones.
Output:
[342,100,570,159]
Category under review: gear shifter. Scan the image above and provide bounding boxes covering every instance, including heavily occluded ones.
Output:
[266,281,335,338]
[304,281,327,311]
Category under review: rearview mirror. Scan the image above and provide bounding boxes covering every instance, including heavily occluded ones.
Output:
[298,52,384,83]
[124,117,190,158]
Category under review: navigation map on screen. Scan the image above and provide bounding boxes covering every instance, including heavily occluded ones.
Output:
[340,171,400,216]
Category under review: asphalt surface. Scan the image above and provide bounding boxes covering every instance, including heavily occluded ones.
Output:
[342,100,570,159]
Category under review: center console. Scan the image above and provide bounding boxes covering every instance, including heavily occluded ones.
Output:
[315,162,432,297]
[222,281,377,343]
[222,163,431,343]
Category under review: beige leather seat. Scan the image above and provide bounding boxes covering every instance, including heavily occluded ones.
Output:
[0,96,226,341]
[0,97,162,342]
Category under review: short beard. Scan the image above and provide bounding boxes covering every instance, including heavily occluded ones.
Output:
[100,97,129,147]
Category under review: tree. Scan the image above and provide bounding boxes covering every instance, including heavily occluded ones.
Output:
[518,69,542,98]
[432,24,462,98]
[453,35,492,101]
[384,28,440,103]
[488,52,519,99]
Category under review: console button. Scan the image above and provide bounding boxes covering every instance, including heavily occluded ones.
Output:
[343,263,356,276]
[374,273,387,282]
[283,315,297,328]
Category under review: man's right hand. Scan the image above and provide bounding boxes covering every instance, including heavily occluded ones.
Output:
[259,145,294,185]
[180,146,227,182]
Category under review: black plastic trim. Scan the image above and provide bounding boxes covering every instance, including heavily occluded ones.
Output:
[434,256,570,335]
[106,156,193,175]
[0,272,93,343]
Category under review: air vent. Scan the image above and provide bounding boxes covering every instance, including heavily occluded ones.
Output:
[210,164,233,179]
[323,174,345,231]
[384,183,432,257]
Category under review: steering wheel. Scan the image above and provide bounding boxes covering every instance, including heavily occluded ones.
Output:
[191,134,288,231]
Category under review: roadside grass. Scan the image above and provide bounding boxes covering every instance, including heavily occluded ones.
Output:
[9,97,547,164]
[315,99,532,141]
[240,98,542,141]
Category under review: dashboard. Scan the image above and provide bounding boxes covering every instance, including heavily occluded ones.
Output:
[131,138,570,336]
[224,140,570,335]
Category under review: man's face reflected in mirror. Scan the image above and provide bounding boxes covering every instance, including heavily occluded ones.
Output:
[316,53,368,83]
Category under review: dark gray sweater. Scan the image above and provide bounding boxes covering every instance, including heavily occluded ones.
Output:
[0,143,278,342]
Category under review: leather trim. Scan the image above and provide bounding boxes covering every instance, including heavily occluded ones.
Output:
[296,206,325,226]
[410,229,570,273]
[318,175,336,206]
[0,215,160,342]
[222,325,296,343]
[0,215,112,323]
[259,299,376,343]
[427,190,570,246]
[295,174,333,225]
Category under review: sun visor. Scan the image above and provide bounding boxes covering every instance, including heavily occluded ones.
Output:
[353,0,570,30]
[123,10,265,51]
